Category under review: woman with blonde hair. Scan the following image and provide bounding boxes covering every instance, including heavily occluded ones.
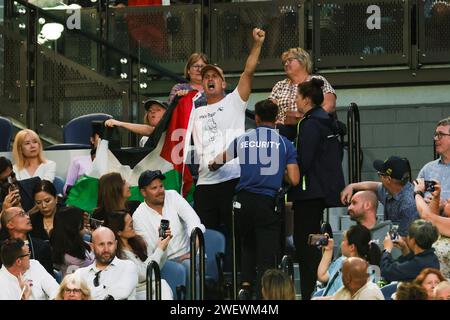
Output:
[168,52,208,107]
[261,269,296,300]
[269,47,336,124]
[12,129,55,181]
[55,273,91,300]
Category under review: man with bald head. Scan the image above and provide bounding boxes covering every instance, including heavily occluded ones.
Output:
[74,226,138,300]
[348,191,379,229]
[333,257,384,300]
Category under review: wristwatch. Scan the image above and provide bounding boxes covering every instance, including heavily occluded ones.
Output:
[414,190,424,197]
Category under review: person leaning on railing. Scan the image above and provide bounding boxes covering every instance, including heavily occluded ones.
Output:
[414,179,450,279]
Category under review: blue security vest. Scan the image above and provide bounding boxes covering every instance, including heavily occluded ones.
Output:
[229,125,297,197]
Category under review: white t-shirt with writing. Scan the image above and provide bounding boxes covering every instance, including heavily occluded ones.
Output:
[192,88,247,185]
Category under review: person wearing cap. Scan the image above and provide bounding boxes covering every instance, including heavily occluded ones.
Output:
[104,99,167,147]
[132,169,205,264]
[341,156,419,237]
[191,28,265,245]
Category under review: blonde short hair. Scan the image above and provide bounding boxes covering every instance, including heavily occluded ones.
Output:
[12,129,46,170]
[281,47,313,74]
[55,273,91,300]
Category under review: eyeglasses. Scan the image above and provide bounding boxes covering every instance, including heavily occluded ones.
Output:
[191,64,205,70]
[434,132,450,140]
[8,210,29,223]
[282,57,298,66]
[18,252,31,259]
[93,270,102,287]
[64,288,82,294]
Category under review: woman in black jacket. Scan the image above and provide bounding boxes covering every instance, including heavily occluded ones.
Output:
[289,78,345,300]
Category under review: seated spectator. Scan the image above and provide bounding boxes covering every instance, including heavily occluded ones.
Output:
[168,52,208,108]
[132,170,205,297]
[433,280,450,300]
[104,211,173,300]
[92,172,131,222]
[64,125,101,195]
[55,273,91,300]
[269,47,336,125]
[414,179,450,278]
[413,268,445,300]
[1,156,41,213]
[395,282,428,300]
[0,207,53,275]
[74,227,138,300]
[341,156,419,237]
[51,206,94,277]
[0,238,58,300]
[381,219,440,282]
[29,180,61,241]
[12,129,55,182]
[316,224,381,297]
[261,269,295,300]
[104,99,167,147]
[417,117,450,205]
[347,190,392,248]
[332,257,384,300]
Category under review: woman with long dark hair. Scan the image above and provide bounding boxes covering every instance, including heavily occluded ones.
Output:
[51,206,94,277]
[30,180,60,241]
[316,224,381,297]
[104,211,173,300]
[289,78,345,299]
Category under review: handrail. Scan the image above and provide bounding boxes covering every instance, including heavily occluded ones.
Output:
[190,227,205,300]
[280,255,294,283]
[347,103,361,183]
[8,0,185,82]
[146,260,162,300]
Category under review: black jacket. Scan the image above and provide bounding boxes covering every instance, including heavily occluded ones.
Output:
[288,107,345,207]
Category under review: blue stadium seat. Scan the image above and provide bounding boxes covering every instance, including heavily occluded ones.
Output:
[53,176,65,197]
[0,116,13,151]
[160,260,187,300]
[63,113,112,145]
[204,229,226,282]
[381,282,398,300]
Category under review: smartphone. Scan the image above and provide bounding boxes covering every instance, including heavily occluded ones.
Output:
[159,219,170,239]
[424,180,437,193]
[389,225,399,241]
[307,234,328,247]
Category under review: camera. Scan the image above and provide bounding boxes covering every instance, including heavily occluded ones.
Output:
[389,225,399,241]
[424,180,437,193]
[159,219,170,239]
[307,234,329,247]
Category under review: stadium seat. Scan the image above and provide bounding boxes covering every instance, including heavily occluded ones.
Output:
[204,229,226,299]
[44,143,91,150]
[381,282,398,300]
[160,260,187,300]
[63,113,112,145]
[53,176,65,197]
[0,116,13,151]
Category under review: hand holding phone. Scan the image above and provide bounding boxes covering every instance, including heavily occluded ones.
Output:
[159,219,170,239]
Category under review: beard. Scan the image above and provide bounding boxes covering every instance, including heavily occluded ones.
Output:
[95,251,115,265]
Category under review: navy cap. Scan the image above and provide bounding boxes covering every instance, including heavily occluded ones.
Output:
[143,99,168,111]
[138,170,165,189]
[373,156,410,181]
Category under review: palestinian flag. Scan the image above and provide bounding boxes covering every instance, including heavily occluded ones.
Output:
[66,92,198,213]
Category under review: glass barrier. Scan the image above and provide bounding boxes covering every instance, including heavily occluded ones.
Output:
[312,0,410,68]
[418,0,450,64]
[210,0,305,72]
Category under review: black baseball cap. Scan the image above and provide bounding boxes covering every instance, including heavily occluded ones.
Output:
[143,99,169,111]
[138,170,165,189]
[373,156,410,181]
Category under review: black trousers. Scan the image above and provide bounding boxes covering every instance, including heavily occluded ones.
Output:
[194,178,239,271]
[293,198,325,300]
[235,190,281,295]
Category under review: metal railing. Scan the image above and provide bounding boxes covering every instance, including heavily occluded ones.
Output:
[190,227,205,300]
[347,102,362,184]
[280,255,294,283]
[146,260,162,300]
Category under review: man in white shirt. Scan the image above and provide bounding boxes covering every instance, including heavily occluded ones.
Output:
[74,227,138,300]
[133,170,205,298]
[0,238,58,300]
[191,28,265,239]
